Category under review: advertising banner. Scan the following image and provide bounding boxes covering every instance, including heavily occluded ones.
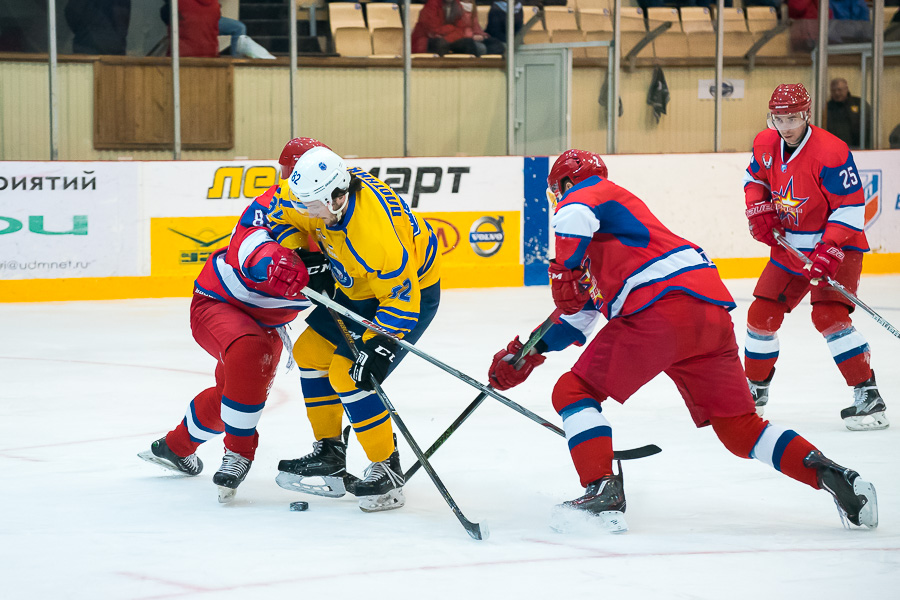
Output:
[853,150,900,254]
[150,217,235,277]
[146,157,524,217]
[420,210,522,288]
[0,162,140,280]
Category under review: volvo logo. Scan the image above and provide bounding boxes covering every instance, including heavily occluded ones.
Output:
[468,216,505,258]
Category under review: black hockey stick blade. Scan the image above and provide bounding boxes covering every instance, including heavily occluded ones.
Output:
[613,444,661,460]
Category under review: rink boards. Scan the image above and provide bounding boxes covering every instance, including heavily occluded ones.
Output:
[1,152,898,302]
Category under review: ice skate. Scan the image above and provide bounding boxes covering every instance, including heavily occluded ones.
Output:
[355,444,405,513]
[551,463,627,534]
[276,435,356,498]
[138,437,203,476]
[748,368,774,417]
[841,373,889,431]
[213,451,252,503]
[804,450,878,529]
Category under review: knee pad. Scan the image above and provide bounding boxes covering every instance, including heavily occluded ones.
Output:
[746,298,787,334]
[709,413,767,458]
[328,355,358,395]
[811,301,851,335]
[292,327,337,371]
[552,371,604,415]
[224,334,279,387]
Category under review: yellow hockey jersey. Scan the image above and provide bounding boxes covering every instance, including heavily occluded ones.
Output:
[267,167,440,340]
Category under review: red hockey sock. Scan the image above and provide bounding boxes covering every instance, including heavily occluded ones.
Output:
[552,371,614,486]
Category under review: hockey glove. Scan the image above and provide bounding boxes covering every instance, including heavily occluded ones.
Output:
[349,336,397,391]
[250,243,309,298]
[549,260,591,315]
[295,248,335,297]
[488,336,546,391]
[745,201,783,247]
[807,241,844,284]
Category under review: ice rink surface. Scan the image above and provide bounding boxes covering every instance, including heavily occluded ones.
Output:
[2,277,899,599]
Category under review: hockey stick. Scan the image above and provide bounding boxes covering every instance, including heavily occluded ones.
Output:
[404,316,556,481]
[302,286,565,436]
[774,232,900,340]
[327,307,488,541]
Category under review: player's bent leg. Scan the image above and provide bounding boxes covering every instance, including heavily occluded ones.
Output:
[214,332,281,502]
[745,298,788,415]
[550,372,625,534]
[552,371,614,486]
[332,356,404,512]
[276,328,350,497]
[293,327,344,440]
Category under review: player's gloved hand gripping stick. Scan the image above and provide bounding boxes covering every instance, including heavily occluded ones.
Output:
[774,231,900,340]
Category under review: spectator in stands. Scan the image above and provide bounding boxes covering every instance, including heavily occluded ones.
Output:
[825,78,871,150]
[890,124,900,149]
[789,0,871,50]
[161,0,220,57]
[65,0,132,55]
[484,1,523,45]
[412,0,505,57]
[638,0,733,10]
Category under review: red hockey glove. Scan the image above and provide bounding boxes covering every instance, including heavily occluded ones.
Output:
[745,201,783,247]
[807,241,844,284]
[548,260,591,315]
[488,336,546,391]
[254,243,310,298]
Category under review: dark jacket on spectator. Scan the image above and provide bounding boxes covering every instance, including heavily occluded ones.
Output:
[65,0,132,55]
[825,94,871,149]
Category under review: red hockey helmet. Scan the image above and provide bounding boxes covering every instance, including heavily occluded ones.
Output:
[547,149,608,204]
[768,84,811,115]
[279,137,330,179]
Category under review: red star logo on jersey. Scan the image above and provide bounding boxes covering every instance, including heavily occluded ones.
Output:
[772,177,809,227]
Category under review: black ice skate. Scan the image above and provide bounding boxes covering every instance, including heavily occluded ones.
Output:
[355,443,405,513]
[748,368,775,417]
[841,372,889,431]
[551,462,627,534]
[275,435,357,498]
[137,437,203,476]
[213,451,252,503]
[804,450,878,529]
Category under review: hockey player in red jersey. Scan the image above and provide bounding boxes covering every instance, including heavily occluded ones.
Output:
[488,149,878,532]
[743,83,887,431]
[139,138,333,502]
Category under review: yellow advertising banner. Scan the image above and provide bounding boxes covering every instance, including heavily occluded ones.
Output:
[150,217,235,277]
[420,211,522,288]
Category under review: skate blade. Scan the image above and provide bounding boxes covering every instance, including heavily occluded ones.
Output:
[217,486,237,504]
[550,505,628,534]
[854,478,878,528]
[358,488,405,513]
[137,451,195,476]
[843,412,889,431]
[275,472,347,498]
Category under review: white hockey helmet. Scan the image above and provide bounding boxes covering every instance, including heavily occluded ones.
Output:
[287,146,351,214]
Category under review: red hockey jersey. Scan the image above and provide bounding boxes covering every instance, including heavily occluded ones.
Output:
[193,186,312,328]
[552,176,735,323]
[744,125,868,273]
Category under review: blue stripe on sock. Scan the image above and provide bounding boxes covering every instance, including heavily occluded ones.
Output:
[353,412,390,433]
[771,430,799,472]
[745,350,779,361]
[559,397,603,419]
[833,344,870,365]
[568,425,612,451]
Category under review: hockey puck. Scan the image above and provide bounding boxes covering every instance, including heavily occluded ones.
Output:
[289,501,309,511]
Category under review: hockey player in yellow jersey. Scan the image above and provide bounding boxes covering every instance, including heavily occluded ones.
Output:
[273,146,441,512]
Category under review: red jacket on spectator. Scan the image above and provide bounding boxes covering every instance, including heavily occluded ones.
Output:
[166,0,221,58]
[411,0,487,53]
